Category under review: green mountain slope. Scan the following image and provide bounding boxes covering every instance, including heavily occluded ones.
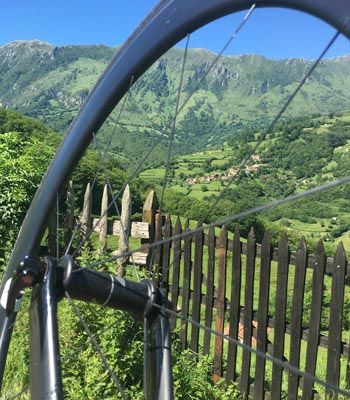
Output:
[1,40,350,164]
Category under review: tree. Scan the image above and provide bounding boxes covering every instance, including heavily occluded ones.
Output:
[0,131,56,263]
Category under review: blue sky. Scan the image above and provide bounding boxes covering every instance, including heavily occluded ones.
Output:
[1,1,349,59]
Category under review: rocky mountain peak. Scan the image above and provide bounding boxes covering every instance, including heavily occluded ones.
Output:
[0,40,55,61]
[332,55,350,63]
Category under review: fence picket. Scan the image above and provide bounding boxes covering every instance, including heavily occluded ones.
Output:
[241,228,256,398]
[64,180,75,248]
[288,237,307,400]
[161,215,172,292]
[203,226,215,355]
[153,213,163,280]
[271,234,290,399]
[326,242,347,398]
[99,184,108,253]
[48,206,58,256]
[117,184,131,276]
[191,221,203,354]
[213,226,227,382]
[81,182,92,239]
[180,221,192,350]
[170,217,182,330]
[142,190,158,268]
[226,227,242,384]
[302,240,326,400]
[254,231,272,399]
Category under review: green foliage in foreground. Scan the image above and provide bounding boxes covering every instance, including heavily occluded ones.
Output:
[0,112,58,263]
[0,133,56,263]
[0,108,143,265]
[2,263,239,399]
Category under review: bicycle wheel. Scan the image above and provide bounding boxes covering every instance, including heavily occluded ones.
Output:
[1,0,350,397]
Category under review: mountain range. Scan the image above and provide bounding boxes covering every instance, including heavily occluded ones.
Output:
[1,40,350,164]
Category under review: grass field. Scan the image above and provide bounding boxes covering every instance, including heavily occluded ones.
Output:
[139,167,165,181]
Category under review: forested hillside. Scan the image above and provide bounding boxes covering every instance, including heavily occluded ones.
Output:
[0,108,142,264]
[141,111,350,253]
[0,109,58,262]
[2,40,350,166]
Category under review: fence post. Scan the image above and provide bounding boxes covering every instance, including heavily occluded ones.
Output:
[161,215,172,291]
[288,237,307,400]
[254,231,272,397]
[153,212,163,280]
[226,226,242,384]
[99,184,108,253]
[241,227,256,398]
[213,225,227,382]
[170,217,182,330]
[180,219,192,350]
[117,184,131,277]
[64,180,75,249]
[48,206,57,257]
[142,190,159,271]
[203,226,216,356]
[81,182,92,240]
[271,233,290,399]
[302,240,326,400]
[326,242,346,398]
[191,221,203,354]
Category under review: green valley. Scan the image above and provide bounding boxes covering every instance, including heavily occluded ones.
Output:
[141,111,350,253]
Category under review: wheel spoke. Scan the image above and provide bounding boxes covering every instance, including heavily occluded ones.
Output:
[91,132,140,280]
[8,319,123,400]
[147,33,191,277]
[9,387,28,400]
[173,4,256,119]
[159,33,190,213]
[99,321,138,397]
[89,75,135,194]
[66,293,129,399]
[67,75,134,257]
[72,5,255,257]
[200,30,340,223]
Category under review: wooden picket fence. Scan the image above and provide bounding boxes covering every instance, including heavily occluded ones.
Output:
[152,217,350,399]
[51,183,350,399]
